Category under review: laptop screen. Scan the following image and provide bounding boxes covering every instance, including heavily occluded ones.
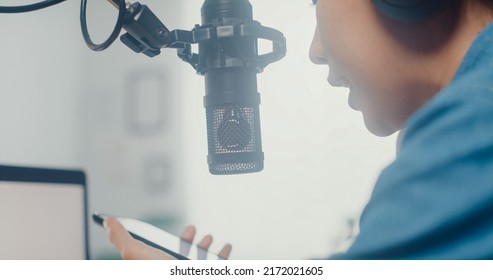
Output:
[0,165,88,260]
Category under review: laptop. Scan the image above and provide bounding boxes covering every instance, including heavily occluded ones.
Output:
[0,165,89,260]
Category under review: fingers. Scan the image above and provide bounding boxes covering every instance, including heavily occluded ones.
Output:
[181,225,213,250]
[104,217,175,260]
[218,244,233,260]
[198,234,213,250]
[198,237,233,260]
[180,225,197,243]
[104,218,232,260]
[180,225,232,260]
[104,217,133,253]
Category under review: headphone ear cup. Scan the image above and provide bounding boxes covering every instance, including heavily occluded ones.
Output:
[372,0,448,22]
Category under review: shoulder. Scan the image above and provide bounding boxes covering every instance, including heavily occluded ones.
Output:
[386,70,493,205]
[340,76,493,259]
[381,75,493,211]
[400,69,493,166]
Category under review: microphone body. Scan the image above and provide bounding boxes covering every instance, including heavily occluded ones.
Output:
[200,0,264,175]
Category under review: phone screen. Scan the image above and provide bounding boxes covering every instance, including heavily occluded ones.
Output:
[93,213,223,260]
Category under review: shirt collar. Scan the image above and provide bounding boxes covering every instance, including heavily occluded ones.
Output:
[453,20,493,81]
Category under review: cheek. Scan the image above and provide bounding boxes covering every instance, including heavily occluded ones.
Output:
[315,1,425,135]
[316,1,381,68]
[354,73,430,136]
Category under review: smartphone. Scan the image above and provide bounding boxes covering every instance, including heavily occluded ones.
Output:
[92,213,224,260]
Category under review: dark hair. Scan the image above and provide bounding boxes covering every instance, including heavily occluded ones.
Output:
[444,0,493,28]
[480,0,493,9]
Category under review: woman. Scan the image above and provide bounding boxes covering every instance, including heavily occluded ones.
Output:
[104,0,493,259]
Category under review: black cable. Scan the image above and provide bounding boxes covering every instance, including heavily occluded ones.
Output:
[0,0,127,52]
[0,0,66,13]
[80,0,127,51]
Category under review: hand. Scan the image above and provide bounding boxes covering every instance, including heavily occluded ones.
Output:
[104,217,232,260]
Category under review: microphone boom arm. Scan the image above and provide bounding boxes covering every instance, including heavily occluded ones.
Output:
[116,1,286,74]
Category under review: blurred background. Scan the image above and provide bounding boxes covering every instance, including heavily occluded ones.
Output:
[0,0,397,259]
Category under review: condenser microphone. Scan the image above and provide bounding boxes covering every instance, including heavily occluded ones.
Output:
[198,0,286,175]
[130,0,287,175]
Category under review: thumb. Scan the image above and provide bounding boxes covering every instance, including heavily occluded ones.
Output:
[104,217,175,260]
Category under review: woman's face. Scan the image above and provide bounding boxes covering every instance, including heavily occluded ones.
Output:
[310,0,444,136]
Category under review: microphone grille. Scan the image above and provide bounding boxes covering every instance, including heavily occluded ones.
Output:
[206,104,263,174]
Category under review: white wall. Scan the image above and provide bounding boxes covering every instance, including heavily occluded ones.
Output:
[0,0,85,168]
[0,0,397,260]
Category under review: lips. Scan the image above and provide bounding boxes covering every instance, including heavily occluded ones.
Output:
[348,86,360,111]
[327,74,351,88]
[327,76,361,111]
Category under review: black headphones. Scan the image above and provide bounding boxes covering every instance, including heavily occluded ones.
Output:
[372,0,449,21]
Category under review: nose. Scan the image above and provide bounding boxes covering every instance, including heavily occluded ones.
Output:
[309,27,327,65]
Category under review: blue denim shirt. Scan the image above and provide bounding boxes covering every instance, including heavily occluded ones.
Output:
[333,21,493,259]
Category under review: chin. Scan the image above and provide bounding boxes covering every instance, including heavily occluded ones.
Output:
[363,117,397,137]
